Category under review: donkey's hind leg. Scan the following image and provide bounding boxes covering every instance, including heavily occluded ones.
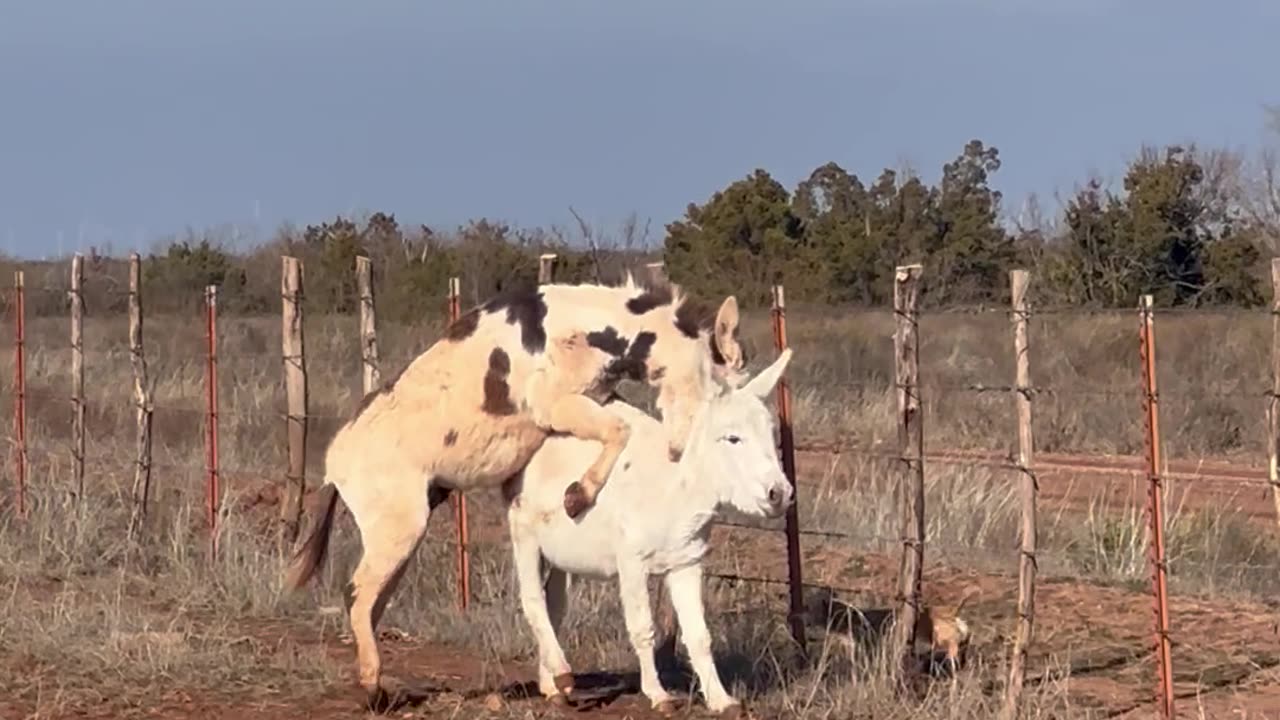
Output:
[346,481,446,711]
[540,394,630,518]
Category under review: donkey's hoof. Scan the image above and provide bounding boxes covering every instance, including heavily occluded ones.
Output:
[547,693,570,707]
[717,702,745,719]
[563,483,591,519]
[654,699,678,715]
[552,672,576,696]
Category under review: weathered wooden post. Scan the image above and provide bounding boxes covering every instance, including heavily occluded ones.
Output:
[645,261,667,287]
[356,256,381,394]
[892,264,925,676]
[538,253,558,284]
[126,254,154,540]
[1001,269,1037,720]
[280,256,308,548]
[70,254,86,504]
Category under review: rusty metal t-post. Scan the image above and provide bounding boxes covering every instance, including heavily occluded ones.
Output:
[771,285,805,654]
[12,271,28,519]
[448,277,472,610]
[205,285,221,558]
[1139,295,1175,720]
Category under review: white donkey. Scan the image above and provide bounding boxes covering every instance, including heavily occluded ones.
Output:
[505,348,796,716]
[285,279,745,709]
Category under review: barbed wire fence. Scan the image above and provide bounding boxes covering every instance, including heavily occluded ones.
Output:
[6,254,1280,720]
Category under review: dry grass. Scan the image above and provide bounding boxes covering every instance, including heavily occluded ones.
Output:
[0,304,1278,718]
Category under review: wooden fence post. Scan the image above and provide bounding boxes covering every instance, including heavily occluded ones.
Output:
[12,270,27,519]
[356,256,381,394]
[448,277,471,610]
[280,256,308,548]
[1139,295,1175,720]
[70,253,85,504]
[205,285,220,557]
[126,254,154,540]
[892,264,925,675]
[1001,269,1037,720]
[1269,258,1280,527]
[773,284,806,654]
[645,261,667,288]
[538,253,558,285]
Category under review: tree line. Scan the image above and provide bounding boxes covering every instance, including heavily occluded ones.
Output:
[3,133,1279,320]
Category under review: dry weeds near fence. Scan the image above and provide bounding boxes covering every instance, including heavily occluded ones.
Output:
[6,254,1280,718]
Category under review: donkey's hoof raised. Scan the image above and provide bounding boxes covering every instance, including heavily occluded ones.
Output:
[563,483,592,519]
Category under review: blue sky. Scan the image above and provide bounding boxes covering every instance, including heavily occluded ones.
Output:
[1,0,1277,259]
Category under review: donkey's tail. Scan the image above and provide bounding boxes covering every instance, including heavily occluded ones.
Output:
[283,483,340,591]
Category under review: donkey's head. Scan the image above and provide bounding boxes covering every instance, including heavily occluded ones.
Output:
[684,348,794,519]
[624,285,745,462]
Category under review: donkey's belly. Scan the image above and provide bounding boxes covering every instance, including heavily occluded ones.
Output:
[539,533,619,577]
[432,415,548,489]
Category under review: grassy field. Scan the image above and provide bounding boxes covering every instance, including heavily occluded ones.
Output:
[2,301,1280,718]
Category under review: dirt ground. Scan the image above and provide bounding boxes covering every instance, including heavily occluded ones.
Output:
[6,448,1280,719]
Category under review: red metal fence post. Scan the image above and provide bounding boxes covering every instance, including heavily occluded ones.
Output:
[205,285,221,558]
[772,285,806,653]
[1139,294,1175,720]
[448,277,471,610]
[12,271,27,519]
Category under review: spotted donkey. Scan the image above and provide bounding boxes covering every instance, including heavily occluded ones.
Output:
[283,278,745,709]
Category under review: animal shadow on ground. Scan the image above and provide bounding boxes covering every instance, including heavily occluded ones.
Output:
[471,672,652,711]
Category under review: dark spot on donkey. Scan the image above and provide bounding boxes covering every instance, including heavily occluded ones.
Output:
[483,288,548,354]
[444,429,458,446]
[604,332,656,387]
[482,348,518,416]
[586,327,629,357]
[625,286,674,315]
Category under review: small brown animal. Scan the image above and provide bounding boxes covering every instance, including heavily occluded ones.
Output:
[807,586,978,673]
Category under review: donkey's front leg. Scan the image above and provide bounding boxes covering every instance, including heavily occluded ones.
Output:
[542,393,630,518]
[666,563,739,715]
[617,558,675,714]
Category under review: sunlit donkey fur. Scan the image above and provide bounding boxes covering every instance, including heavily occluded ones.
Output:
[506,348,796,715]
[283,277,745,709]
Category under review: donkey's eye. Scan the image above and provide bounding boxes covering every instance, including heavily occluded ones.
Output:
[725,435,742,445]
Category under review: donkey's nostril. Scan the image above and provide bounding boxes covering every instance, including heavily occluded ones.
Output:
[768,487,782,505]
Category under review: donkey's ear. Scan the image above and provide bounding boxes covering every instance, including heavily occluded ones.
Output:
[741,348,793,400]
[714,296,744,370]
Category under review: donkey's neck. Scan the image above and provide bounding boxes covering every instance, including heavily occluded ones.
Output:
[666,401,727,527]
